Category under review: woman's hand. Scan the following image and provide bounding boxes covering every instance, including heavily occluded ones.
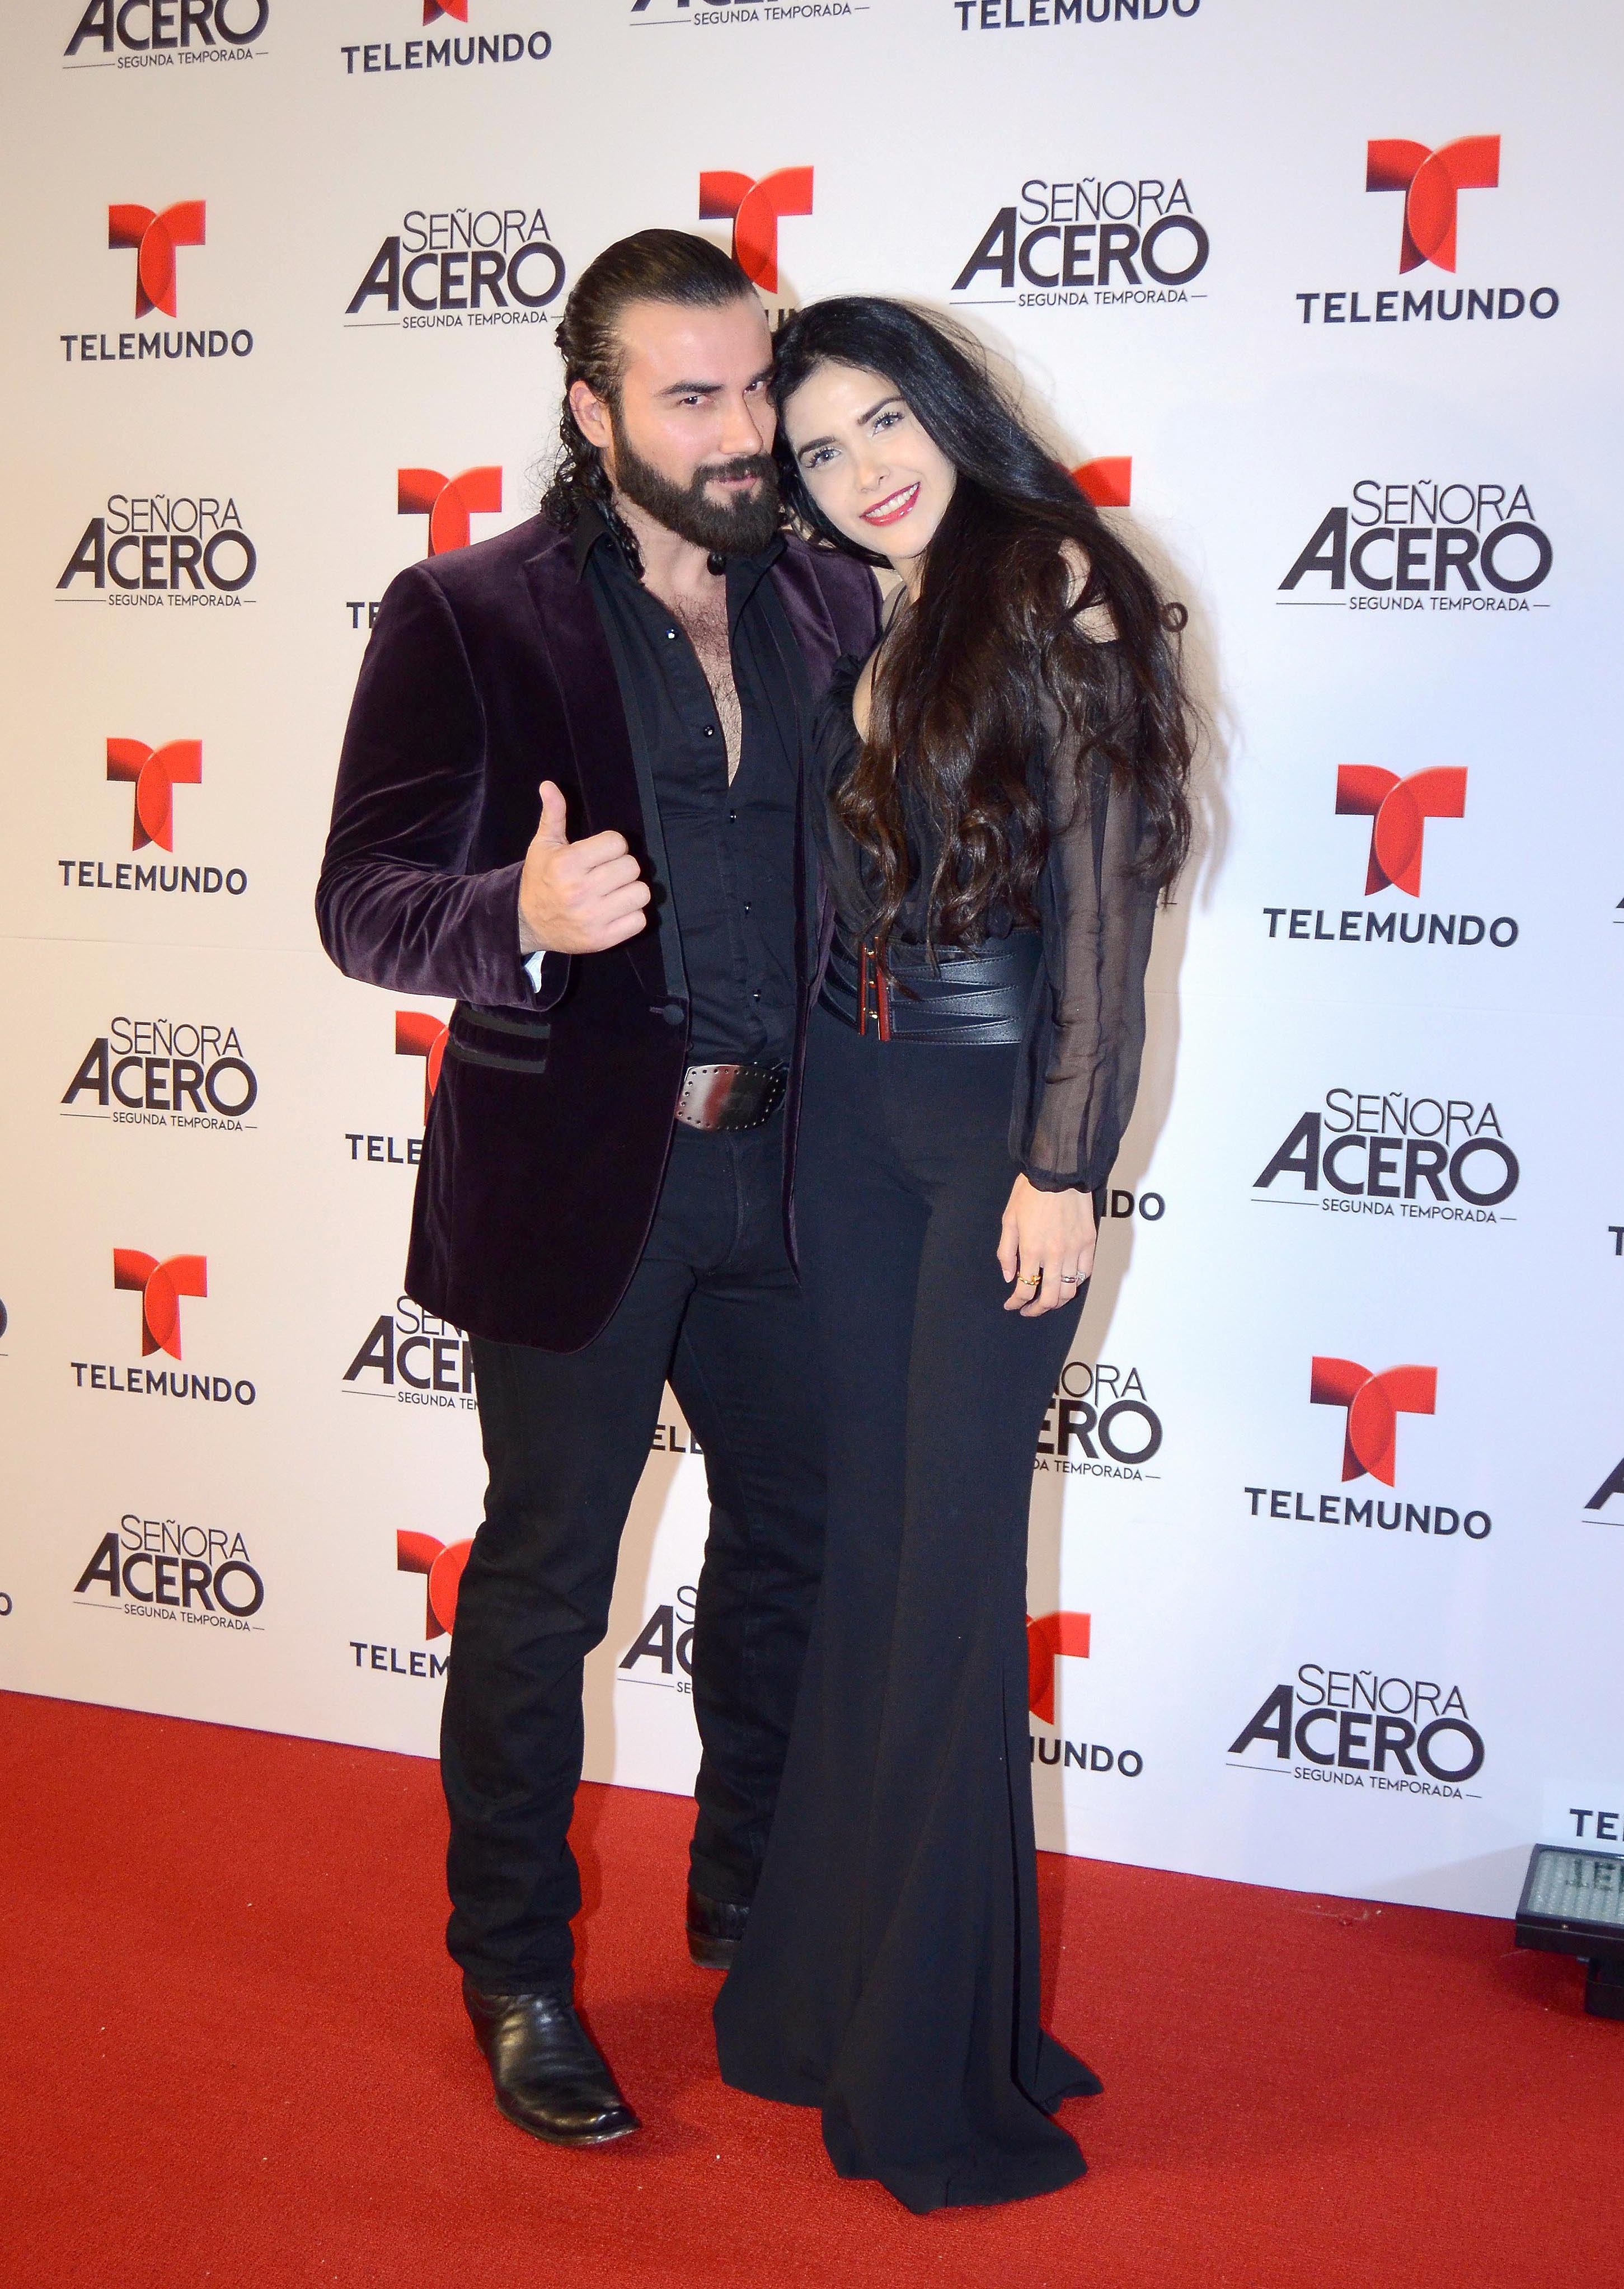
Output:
[998,1173,1096,1316]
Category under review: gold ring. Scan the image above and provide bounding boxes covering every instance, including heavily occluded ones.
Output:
[1019,1272,1041,1286]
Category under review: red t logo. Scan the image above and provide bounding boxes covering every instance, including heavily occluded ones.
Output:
[396,1011,448,1119]
[1365,138,1500,274]
[397,467,503,556]
[106,738,202,852]
[108,201,205,318]
[424,2,467,18]
[398,1530,472,1638]
[1072,458,1132,508]
[114,1250,207,1360]
[698,168,814,293]
[1335,766,1466,897]
[1026,1611,1091,1724]
[1311,1358,1437,1485]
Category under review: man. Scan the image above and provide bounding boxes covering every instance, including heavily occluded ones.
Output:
[317,231,880,2147]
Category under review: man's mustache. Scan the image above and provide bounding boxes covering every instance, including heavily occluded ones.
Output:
[697,455,777,488]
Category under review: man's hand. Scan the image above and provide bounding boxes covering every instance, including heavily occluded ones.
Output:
[517,780,651,956]
[998,1172,1097,1316]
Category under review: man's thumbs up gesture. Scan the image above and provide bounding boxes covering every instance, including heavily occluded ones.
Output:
[517,780,651,956]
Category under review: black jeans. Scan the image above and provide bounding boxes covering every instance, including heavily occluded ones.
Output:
[442,1111,825,1992]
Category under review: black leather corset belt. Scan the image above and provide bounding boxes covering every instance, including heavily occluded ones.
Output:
[819,922,1041,1047]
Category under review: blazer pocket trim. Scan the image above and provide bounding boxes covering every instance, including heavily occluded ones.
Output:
[452,1004,553,1042]
[443,1038,552,1077]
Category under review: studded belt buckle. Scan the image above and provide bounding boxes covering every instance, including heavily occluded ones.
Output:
[673,1062,787,1133]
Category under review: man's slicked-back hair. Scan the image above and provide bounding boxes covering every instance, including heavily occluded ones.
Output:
[542,228,757,532]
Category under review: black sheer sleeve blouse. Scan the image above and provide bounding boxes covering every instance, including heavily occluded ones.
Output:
[812,640,1159,1198]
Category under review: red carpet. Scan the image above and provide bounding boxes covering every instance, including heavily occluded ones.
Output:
[2,1691,1617,2288]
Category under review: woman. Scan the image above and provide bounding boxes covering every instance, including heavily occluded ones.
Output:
[711,298,1194,2213]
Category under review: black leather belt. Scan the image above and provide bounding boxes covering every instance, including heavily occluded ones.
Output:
[819,925,1041,1045]
[674,1062,787,1132]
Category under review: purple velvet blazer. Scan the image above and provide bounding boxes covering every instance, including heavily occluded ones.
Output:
[316,512,881,1352]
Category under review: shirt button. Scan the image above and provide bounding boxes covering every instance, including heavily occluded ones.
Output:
[727,810,738,823]
[752,991,762,1002]
[665,627,678,641]
[743,902,752,914]
[703,726,716,738]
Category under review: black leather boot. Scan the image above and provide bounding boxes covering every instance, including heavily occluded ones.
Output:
[686,1884,750,1970]
[462,1976,641,2146]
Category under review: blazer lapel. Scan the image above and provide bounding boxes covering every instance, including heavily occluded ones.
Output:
[764,548,846,1004]
[518,536,678,1008]
[769,546,843,701]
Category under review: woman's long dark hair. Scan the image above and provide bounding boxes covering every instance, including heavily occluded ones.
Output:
[772,298,1194,952]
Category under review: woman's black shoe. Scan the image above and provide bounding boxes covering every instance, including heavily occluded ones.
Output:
[686,1884,750,1969]
[462,1976,641,2146]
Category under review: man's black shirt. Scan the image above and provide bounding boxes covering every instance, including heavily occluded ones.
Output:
[575,506,800,1070]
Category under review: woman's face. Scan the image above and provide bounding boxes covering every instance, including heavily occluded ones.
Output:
[781,360,957,578]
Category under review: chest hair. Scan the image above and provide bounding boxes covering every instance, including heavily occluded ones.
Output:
[669,593,743,782]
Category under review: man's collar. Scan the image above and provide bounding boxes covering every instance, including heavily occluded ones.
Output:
[571,494,787,594]
[571,498,613,580]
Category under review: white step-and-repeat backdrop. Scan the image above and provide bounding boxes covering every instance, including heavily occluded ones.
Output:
[3,0,1620,1916]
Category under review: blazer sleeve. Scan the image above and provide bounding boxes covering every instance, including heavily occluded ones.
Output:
[315,563,560,1011]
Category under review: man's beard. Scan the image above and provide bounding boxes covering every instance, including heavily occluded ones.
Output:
[608,412,781,557]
